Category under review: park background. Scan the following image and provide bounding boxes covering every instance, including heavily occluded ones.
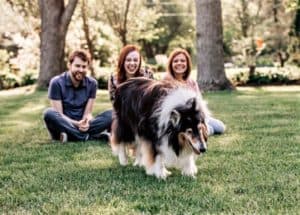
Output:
[0,0,299,214]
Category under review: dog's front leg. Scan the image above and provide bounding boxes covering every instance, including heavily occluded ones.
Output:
[146,155,171,179]
[118,143,128,166]
[180,155,198,178]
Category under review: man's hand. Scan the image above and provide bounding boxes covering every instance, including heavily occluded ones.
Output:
[78,118,90,132]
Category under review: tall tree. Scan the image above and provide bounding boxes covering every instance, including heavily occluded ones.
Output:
[37,0,78,89]
[96,0,160,49]
[80,0,95,77]
[195,0,233,91]
[101,0,131,46]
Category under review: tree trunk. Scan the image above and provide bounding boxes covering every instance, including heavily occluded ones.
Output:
[120,0,131,46]
[37,0,78,89]
[195,0,234,91]
[81,0,95,77]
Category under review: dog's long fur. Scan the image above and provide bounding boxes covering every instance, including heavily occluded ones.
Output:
[110,77,209,179]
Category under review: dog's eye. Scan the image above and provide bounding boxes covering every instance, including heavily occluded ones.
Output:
[186,128,193,135]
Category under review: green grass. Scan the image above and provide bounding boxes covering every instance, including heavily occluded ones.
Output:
[0,85,300,214]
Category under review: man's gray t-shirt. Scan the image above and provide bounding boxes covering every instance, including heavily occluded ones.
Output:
[48,72,97,120]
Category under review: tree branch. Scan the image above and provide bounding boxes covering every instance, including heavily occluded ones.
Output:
[61,0,79,31]
[123,0,131,33]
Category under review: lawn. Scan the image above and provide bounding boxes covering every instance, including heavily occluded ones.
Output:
[0,85,299,214]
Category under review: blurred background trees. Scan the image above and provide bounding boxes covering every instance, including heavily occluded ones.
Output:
[0,0,299,90]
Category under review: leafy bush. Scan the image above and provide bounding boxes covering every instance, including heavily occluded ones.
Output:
[230,70,292,86]
[247,72,289,85]
[21,73,37,86]
[150,63,166,73]
[227,66,300,86]
[97,76,108,90]
[0,73,21,90]
[256,56,274,67]
[290,53,300,66]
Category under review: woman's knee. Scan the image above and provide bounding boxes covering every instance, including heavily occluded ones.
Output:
[208,117,226,135]
[213,120,226,134]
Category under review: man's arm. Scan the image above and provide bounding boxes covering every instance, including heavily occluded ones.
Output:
[77,98,94,132]
[50,99,80,127]
[82,98,95,122]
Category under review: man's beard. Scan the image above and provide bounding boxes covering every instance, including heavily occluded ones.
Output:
[72,71,85,82]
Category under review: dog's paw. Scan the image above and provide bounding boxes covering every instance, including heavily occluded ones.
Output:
[119,154,128,166]
[155,167,172,180]
[181,164,198,178]
[164,168,172,176]
[146,166,170,180]
[133,157,142,167]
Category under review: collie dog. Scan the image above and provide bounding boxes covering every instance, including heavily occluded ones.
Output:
[110,78,209,179]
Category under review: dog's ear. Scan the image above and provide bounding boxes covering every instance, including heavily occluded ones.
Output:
[178,132,187,147]
[198,123,208,142]
[170,109,181,127]
[186,97,196,110]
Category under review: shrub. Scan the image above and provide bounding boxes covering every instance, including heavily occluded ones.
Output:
[0,73,20,90]
[21,73,37,86]
[96,76,108,90]
[228,67,298,86]
[256,56,274,67]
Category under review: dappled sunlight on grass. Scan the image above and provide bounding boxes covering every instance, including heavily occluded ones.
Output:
[212,184,225,196]
[237,85,300,92]
[1,120,32,131]
[236,94,258,100]
[75,159,115,169]
[72,145,115,168]
[0,85,37,97]
[213,133,245,148]
[15,103,46,114]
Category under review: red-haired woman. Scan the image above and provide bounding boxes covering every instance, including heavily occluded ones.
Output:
[108,44,153,101]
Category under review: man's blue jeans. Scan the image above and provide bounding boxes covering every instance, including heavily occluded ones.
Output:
[43,108,112,141]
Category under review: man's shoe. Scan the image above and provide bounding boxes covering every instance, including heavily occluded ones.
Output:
[98,130,110,142]
[60,132,68,143]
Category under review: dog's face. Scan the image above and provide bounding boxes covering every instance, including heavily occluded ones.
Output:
[169,98,208,155]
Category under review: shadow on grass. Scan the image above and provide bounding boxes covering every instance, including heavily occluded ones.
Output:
[1,140,232,213]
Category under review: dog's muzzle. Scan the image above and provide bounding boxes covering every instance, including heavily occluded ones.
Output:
[199,142,207,153]
[188,139,207,155]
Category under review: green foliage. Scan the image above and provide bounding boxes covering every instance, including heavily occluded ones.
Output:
[0,88,300,213]
[0,73,20,90]
[256,56,274,67]
[248,72,290,85]
[290,52,300,66]
[97,76,108,90]
[0,48,37,89]
[147,63,166,73]
[223,27,238,57]
[140,0,195,59]
[21,72,37,86]
[94,67,113,90]
[0,49,10,69]
[167,35,195,57]
[0,72,38,90]
[156,64,166,73]
[227,67,299,86]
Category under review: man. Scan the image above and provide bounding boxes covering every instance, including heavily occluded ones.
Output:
[43,50,112,143]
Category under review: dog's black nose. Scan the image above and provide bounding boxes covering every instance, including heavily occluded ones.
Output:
[199,142,207,153]
[200,148,206,153]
